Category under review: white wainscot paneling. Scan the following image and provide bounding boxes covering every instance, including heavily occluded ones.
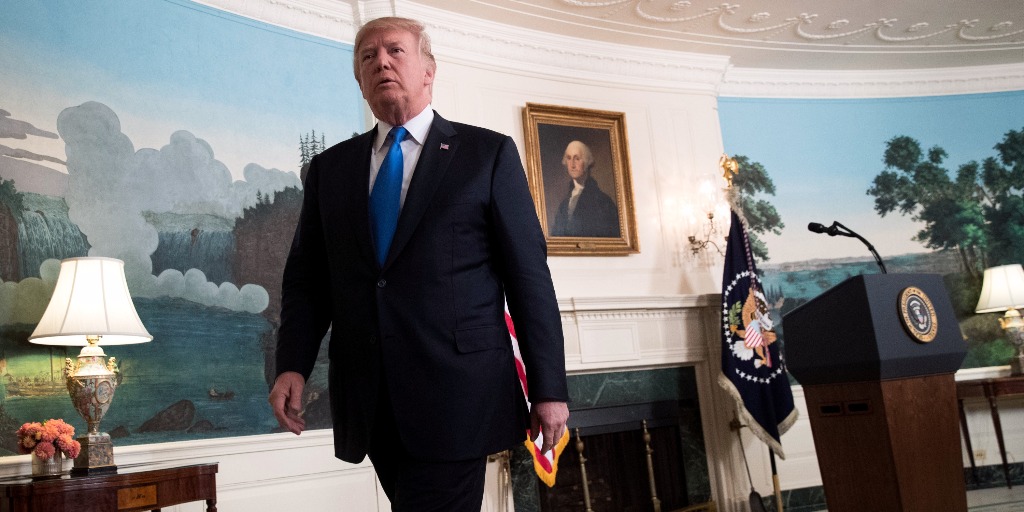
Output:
[764,385,823,491]
[956,367,1024,473]
[0,430,386,512]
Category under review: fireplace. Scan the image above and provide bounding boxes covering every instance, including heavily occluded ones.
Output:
[511,368,712,512]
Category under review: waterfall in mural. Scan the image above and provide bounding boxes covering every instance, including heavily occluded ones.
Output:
[152,230,236,285]
[16,193,89,279]
[146,212,236,285]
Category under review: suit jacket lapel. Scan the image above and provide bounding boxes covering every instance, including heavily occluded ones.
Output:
[383,112,458,268]
[345,129,378,269]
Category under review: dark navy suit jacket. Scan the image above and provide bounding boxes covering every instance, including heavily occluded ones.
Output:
[276,112,568,463]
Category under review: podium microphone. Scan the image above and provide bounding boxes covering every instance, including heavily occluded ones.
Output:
[808,222,837,236]
[807,221,888,274]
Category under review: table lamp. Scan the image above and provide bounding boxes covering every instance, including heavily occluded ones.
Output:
[975,263,1024,375]
[28,257,152,474]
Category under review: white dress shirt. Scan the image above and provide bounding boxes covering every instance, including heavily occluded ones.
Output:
[368,105,434,208]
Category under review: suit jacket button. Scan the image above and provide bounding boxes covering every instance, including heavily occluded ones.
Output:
[377,279,387,288]
[369,335,377,345]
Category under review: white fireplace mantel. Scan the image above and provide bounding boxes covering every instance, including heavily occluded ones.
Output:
[558,294,752,512]
[558,294,718,374]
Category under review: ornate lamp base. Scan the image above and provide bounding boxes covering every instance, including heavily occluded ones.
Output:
[64,336,121,475]
[72,432,117,475]
[999,311,1024,376]
[1011,348,1024,376]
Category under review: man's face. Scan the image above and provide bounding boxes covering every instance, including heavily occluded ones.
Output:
[563,145,588,182]
[357,28,434,123]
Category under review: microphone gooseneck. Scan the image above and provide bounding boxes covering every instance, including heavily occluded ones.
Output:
[807,221,887,274]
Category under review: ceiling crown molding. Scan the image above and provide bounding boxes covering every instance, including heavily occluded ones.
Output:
[195,0,730,93]
[191,0,1024,98]
[721,63,1024,98]
[399,2,731,93]
[353,0,397,27]
[446,0,1024,70]
[191,0,357,42]
[551,1,1024,50]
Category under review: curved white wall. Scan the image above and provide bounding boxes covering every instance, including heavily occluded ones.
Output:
[7,1,1012,510]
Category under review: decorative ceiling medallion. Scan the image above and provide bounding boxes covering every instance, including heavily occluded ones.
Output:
[557,0,1024,45]
[898,287,938,344]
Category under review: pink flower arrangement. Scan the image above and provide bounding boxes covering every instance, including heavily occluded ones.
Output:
[16,419,81,461]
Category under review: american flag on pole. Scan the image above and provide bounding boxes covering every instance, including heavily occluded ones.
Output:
[506,305,569,487]
[718,210,796,457]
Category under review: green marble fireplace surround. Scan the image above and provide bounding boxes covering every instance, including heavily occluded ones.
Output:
[511,367,711,511]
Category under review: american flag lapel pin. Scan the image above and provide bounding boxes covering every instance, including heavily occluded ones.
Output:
[440,143,449,150]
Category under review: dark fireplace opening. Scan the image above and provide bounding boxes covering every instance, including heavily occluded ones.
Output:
[538,400,708,512]
[510,367,711,512]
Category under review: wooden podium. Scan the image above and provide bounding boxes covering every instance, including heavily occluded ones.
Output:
[783,274,968,512]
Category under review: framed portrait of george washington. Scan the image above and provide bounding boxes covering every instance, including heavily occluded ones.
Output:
[521,103,639,256]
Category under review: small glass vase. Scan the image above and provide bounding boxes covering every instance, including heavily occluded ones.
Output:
[31,451,64,479]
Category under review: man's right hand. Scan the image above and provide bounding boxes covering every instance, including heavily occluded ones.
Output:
[269,371,307,435]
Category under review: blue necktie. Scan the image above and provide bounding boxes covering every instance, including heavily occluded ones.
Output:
[370,126,407,265]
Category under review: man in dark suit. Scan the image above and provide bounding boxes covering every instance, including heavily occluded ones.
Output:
[268,16,569,511]
[551,140,620,237]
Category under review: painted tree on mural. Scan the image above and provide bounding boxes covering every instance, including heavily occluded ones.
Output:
[867,128,1024,280]
[867,136,987,279]
[867,129,1024,367]
[728,155,784,262]
[981,127,1024,267]
[299,130,328,168]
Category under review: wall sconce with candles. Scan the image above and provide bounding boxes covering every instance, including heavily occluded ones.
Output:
[682,154,738,258]
[28,257,152,474]
[975,263,1024,375]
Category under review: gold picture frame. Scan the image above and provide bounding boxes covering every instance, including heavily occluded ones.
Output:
[521,103,639,256]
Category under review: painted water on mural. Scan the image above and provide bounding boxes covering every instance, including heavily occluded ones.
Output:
[761,252,960,305]
[759,249,1014,369]
[1,298,276,447]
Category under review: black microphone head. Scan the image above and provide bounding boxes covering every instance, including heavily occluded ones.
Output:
[808,222,828,234]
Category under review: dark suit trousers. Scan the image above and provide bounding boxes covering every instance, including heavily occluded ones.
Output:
[368,377,487,511]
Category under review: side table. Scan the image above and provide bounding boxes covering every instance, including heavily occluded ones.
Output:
[0,461,217,511]
[957,375,1024,489]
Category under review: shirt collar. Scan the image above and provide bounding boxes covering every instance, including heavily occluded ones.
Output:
[374,105,434,152]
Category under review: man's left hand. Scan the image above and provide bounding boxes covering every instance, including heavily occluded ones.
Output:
[531,401,569,455]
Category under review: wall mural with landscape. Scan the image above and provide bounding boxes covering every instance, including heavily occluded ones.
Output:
[719,91,1024,373]
[0,0,364,455]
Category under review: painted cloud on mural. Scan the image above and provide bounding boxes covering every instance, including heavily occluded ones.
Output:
[0,101,292,320]
[55,101,292,314]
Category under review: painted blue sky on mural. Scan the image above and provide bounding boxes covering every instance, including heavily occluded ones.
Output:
[719,91,1024,264]
[0,0,365,180]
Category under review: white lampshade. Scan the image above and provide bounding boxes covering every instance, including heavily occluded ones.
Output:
[29,257,152,346]
[975,264,1024,314]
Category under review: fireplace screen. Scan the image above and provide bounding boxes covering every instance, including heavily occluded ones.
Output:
[537,399,711,511]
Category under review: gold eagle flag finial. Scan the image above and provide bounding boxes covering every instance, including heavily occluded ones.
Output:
[720,153,739,188]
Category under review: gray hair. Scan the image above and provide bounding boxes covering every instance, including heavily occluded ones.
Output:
[353,17,436,82]
[562,140,595,170]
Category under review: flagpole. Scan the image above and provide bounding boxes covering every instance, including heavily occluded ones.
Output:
[770,450,783,512]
